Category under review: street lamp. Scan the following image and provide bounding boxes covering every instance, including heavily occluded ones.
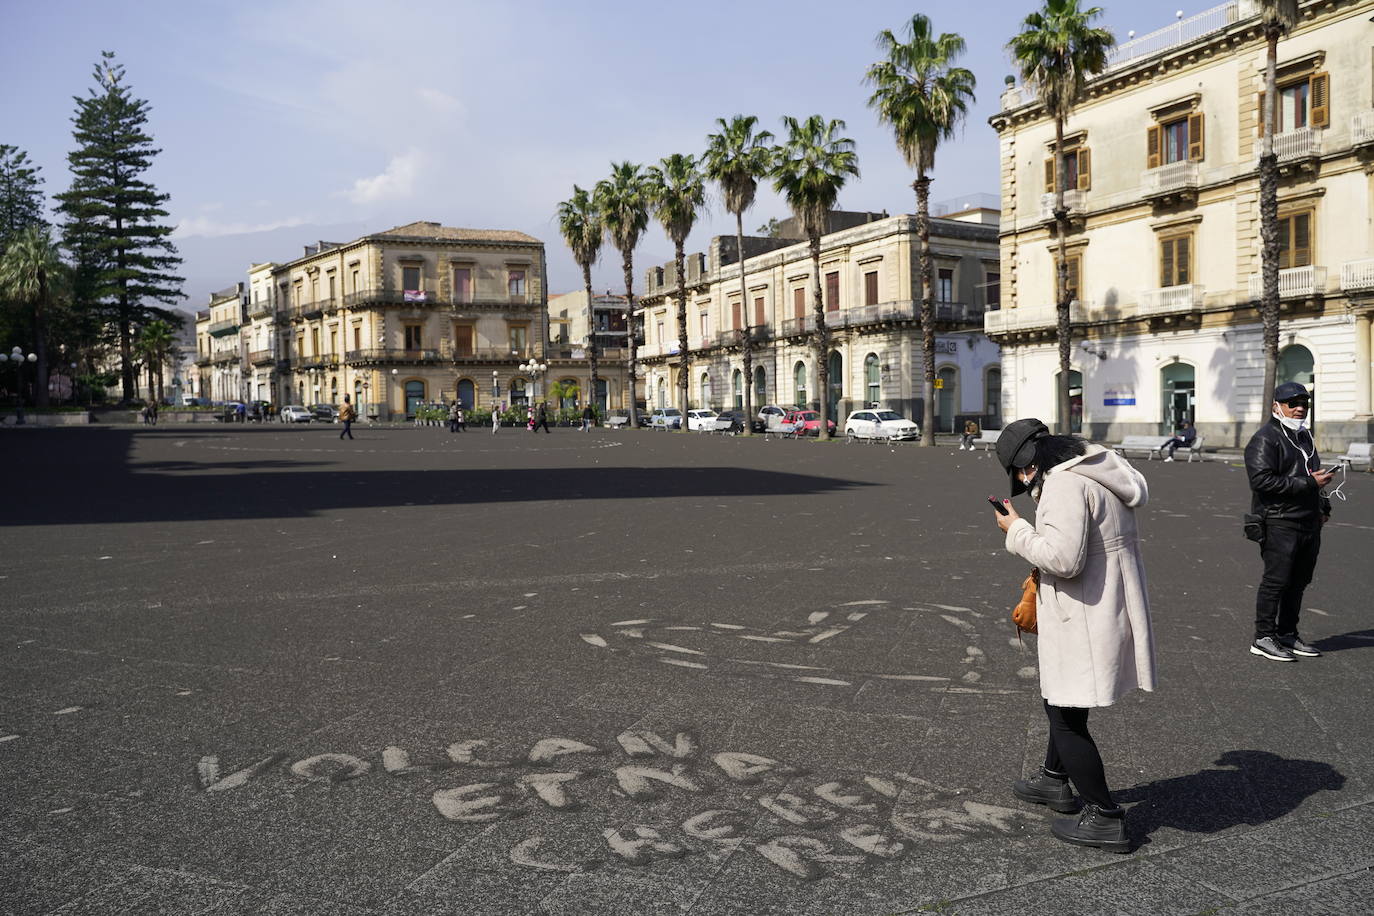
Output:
[1,346,38,424]
[519,358,548,404]
[491,369,500,405]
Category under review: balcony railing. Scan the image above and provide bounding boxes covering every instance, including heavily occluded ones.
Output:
[210,349,240,364]
[344,289,442,308]
[984,301,1087,334]
[247,349,275,365]
[779,315,816,337]
[448,347,532,362]
[1139,284,1205,316]
[1039,190,1085,221]
[294,355,339,371]
[1352,111,1374,147]
[1141,161,1200,198]
[247,302,273,320]
[1340,259,1374,293]
[1257,127,1322,165]
[1248,265,1327,300]
[194,355,212,367]
[344,348,442,365]
[207,320,239,337]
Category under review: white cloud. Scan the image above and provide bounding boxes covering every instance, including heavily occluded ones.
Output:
[338,149,426,205]
[173,215,312,239]
[417,87,463,115]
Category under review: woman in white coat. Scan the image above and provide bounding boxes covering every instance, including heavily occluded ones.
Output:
[992,418,1156,853]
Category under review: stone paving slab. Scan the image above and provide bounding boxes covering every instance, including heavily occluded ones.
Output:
[2,426,1371,915]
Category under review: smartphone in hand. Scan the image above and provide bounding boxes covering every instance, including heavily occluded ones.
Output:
[988,495,1009,516]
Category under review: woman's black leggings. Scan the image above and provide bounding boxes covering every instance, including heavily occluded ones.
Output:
[1043,700,1116,809]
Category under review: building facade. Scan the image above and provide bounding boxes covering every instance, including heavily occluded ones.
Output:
[546,290,632,410]
[990,0,1374,451]
[194,283,246,403]
[636,210,1003,431]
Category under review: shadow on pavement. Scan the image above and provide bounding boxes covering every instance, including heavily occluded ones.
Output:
[3,428,874,526]
[1312,629,1374,653]
[1117,750,1345,846]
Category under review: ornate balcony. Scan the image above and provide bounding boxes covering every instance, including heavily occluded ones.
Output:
[1141,161,1200,201]
[1139,284,1205,317]
[210,349,240,365]
[1039,190,1084,222]
[295,354,339,371]
[344,289,442,308]
[1340,259,1374,293]
[344,348,442,366]
[984,301,1087,335]
[247,349,276,366]
[447,347,531,363]
[779,315,816,337]
[207,320,239,338]
[1352,111,1374,148]
[247,301,273,320]
[1248,265,1327,300]
[1256,127,1322,167]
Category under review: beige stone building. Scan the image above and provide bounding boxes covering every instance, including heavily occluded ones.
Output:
[546,290,632,410]
[194,283,246,403]
[636,210,1002,430]
[990,0,1373,450]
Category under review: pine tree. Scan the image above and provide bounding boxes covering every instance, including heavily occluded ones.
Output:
[55,51,184,402]
[0,145,45,254]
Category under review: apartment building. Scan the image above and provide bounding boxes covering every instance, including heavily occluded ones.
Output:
[990,0,1373,450]
[636,209,1002,431]
[194,283,246,402]
[546,290,631,409]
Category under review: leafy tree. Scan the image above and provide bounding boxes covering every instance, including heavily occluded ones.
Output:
[0,225,69,407]
[868,14,976,446]
[756,217,782,238]
[136,318,175,404]
[1008,1,1113,434]
[705,116,775,435]
[0,145,45,254]
[1257,0,1299,405]
[556,186,603,409]
[55,51,185,403]
[646,153,708,422]
[594,162,650,427]
[771,115,860,439]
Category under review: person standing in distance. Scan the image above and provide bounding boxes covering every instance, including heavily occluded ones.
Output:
[992,418,1155,853]
[338,395,357,440]
[1245,382,1333,662]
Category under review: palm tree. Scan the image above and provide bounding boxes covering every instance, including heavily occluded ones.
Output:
[556,186,603,412]
[0,224,68,407]
[594,162,650,427]
[704,116,775,436]
[771,115,859,440]
[1009,0,1113,434]
[137,319,175,405]
[1258,0,1300,404]
[867,14,976,446]
[647,153,708,423]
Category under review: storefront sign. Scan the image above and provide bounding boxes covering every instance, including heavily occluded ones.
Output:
[1103,384,1135,407]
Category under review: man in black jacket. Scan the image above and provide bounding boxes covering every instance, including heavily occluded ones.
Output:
[1245,381,1333,662]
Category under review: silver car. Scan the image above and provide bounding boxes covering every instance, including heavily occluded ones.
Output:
[845,409,919,441]
[280,405,313,423]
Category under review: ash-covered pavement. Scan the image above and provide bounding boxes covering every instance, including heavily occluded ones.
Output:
[2,425,1371,915]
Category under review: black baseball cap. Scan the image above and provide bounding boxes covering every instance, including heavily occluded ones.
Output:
[1273,381,1309,403]
[996,418,1050,496]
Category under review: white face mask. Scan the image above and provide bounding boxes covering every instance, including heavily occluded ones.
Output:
[1272,409,1307,432]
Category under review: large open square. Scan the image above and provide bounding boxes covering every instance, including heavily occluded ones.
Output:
[3,425,1372,915]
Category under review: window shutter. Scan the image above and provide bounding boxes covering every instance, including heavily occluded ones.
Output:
[1293,213,1312,267]
[1044,157,1056,192]
[1187,112,1206,161]
[1177,236,1190,284]
[1161,239,1174,288]
[1147,125,1161,169]
[1076,149,1092,190]
[1309,72,1329,127]
[1257,92,1267,134]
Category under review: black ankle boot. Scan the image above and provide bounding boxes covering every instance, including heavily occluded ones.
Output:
[1012,767,1078,813]
[1051,803,1129,853]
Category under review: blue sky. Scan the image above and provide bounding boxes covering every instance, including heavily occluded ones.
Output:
[2,0,1219,309]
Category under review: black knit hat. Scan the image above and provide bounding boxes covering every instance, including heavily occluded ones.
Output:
[996,418,1050,496]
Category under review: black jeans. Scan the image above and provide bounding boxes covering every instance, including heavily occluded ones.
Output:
[1255,523,1321,640]
[1043,700,1114,809]
[340,420,353,440]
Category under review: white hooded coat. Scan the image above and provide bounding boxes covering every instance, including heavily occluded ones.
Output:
[1004,444,1157,708]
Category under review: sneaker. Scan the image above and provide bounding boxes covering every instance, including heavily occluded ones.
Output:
[1051,804,1129,853]
[1012,768,1078,813]
[1250,636,1297,662]
[1163,456,1174,462]
[1278,635,1322,657]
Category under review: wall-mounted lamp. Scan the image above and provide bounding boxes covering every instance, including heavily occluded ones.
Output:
[1080,342,1107,361]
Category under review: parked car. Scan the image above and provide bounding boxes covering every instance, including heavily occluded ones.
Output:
[757,404,788,432]
[310,403,339,423]
[649,407,683,430]
[686,409,719,431]
[714,410,747,433]
[844,409,920,441]
[783,409,836,437]
[280,404,312,423]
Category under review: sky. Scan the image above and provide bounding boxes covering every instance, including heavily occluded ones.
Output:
[2,0,1218,314]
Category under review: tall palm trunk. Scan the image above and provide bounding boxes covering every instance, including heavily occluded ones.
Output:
[1259,31,1281,405]
[916,173,935,445]
[738,212,753,435]
[811,232,831,439]
[622,254,639,427]
[583,263,598,413]
[33,270,50,408]
[676,243,689,424]
[1054,116,1072,435]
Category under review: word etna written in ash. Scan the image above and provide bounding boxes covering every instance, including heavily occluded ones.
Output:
[195,729,1039,880]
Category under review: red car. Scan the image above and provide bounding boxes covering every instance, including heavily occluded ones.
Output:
[782,409,836,437]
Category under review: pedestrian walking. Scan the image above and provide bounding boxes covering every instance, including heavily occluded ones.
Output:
[1244,382,1333,662]
[581,403,594,432]
[492,404,501,435]
[526,405,535,432]
[1161,420,1196,462]
[456,405,465,432]
[535,401,551,434]
[449,401,461,433]
[993,418,1155,854]
[338,395,356,439]
[960,418,979,450]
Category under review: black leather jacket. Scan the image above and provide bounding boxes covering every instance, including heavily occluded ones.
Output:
[1244,418,1330,530]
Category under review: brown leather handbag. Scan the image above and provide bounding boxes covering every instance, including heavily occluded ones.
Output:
[1013,568,1040,635]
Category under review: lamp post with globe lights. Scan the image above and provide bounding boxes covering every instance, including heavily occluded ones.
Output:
[519,358,548,406]
[2,346,38,424]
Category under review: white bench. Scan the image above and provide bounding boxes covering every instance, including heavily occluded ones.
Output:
[972,429,1001,450]
[1186,436,1207,462]
[1336,442,1372,470]
[1112,435,1172,460]
[605,416,630,429]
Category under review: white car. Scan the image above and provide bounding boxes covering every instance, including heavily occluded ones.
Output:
[845,409,919,441]
[648,407,682,430]
[686,409,718,431]
[280,405,313,423]
[757,404,788,432]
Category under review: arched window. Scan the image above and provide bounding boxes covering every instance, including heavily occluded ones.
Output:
[937,366,958,434]
[354,380,363,407]
[657,377,667,408]
[330,377,338,401]
[702,371,713,409]
[457,378,475,409]
[731,369,742,409]
[754,366,766,404]
[298,383,305,404]
[985,367,1002,426]
[1160,363,1194,429]
[794,362,808,408]
[558,377,579,409]
[404,380,425,418]
[1277,344,1316,418]
[864,353,881,407]
[510,378,527,406]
